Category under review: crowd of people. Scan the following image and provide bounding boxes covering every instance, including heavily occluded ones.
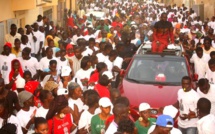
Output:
[1,0,215,133]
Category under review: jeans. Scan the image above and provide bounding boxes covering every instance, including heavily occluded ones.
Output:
[178,127,197,134]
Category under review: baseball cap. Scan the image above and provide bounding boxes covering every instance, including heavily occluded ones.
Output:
[156,115,174,128]
[102,71,113,80]
[139,103,150,112]
[57,88,69,96]
[99,97,112,107]
[16,77,26,88]
[4,42,12,48]
[18,91,33,107]
[61,66,72,77]
[163,105,178,118]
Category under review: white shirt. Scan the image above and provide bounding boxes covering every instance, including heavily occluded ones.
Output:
[16,106,37,128]
[26,33,34,54]
[178,89,200,128]
[78,110,94,130]
[197,84,215,115]
[18,57,40,76]
[82,47,93,56]
[84,35,95,41]
[0,115,23,134]
[197,114,215,134]
[205,69,215,84]
[37,21,43,27]
[190,53,210,80]
[57,58,70,72]
[32,30,44,54]
[0,54,16,84]
[96,53,108,63]
[39,57,58,71]
[74,68,94,80]
[147,125,182,134]
[208,21,215,30]
[72,35,84,45]
[35,106,48,118]
[5,33,21,47]
[20,43,31,51]
[105,121,118,134]
[104,58,113,71]
[68,98,84,113]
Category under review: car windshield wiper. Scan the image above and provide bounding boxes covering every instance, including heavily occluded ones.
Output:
[126,78,141,83]
[142,81,180,86]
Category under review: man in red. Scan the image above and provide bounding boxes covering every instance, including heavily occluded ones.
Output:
[152,13,174,53]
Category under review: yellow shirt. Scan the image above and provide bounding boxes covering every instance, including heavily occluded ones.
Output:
[11,47,21,57]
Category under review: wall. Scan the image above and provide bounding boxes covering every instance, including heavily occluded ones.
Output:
[0,0,15,21]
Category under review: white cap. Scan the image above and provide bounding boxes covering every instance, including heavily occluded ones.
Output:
[57,88,68,96]
[130,21,136,25]
[70,41,75,45]
[99,97,112,107]
[87,25,94,28]
[16,77,26,88]
[139,103,151,112]
[102,71,113,80]
[163,105,178,118]
[61,66,72,77]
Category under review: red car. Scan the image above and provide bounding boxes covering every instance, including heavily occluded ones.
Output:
[119,45,196,120]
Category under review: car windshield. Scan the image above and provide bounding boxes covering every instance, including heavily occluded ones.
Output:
[126,57,188,85]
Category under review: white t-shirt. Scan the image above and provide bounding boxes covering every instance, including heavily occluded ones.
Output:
[96,53,108,63]
[18,57,40,76]
[104,58,113,71]
[0,115,23,134]
[35,106,49,119]
[26,33,34,54]
[82,48,93,57]
[0,54,16,84]
[112,56,123,81]
[39,57,58,71]
[178,89,200,128]
[72,35,84,45]
[105,121,118,134]
[20,43,31,51]
[32,30,44,54]
[74,68,94,80]
[197,84,215,115]
[68,98,84,113]
[205,69,215,84]
[197,114,215,134]
[190,53,210,80]
[78,110,94,130]
[147,125,182,134]
[84,35,95,41]
[208,21,215,30]
[16,106,37,128]
[57,58,70,72]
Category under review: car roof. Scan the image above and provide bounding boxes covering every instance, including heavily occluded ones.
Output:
[133,53,186,60]
[136,43,183,57]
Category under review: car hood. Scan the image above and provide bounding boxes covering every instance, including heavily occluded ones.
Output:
[121,79,180,108]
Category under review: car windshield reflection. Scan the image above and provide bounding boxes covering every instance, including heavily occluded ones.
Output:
[126,57,188,85]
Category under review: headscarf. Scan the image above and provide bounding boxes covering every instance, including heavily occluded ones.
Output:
[18,91,33,107]
[9,59,23,91]
[44,81,59,92]
[46,95,68,120]
[66,44,74,57]
[25,81,40,94]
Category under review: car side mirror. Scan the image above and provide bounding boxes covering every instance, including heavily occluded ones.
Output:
[193,74,198,81]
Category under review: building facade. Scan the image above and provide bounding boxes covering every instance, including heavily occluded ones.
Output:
[0,0,77,52]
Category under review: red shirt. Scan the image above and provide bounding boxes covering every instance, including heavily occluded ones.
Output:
[48,114,73,134]
[94,84,110,99]
[88,71,99,84]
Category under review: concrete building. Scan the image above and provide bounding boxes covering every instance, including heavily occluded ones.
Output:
[0,0,78,52]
